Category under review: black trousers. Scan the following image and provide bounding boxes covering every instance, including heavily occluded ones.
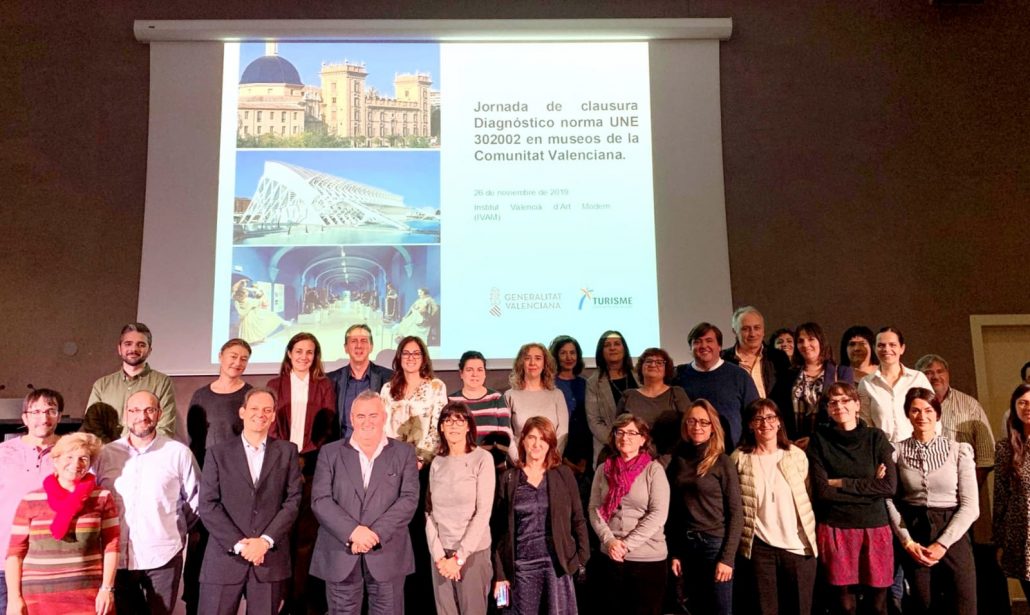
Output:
[599,557,667,615]
[749,538,817,615]
[895,506,977,615]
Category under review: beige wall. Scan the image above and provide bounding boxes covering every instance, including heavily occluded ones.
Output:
[3,1,1028,416]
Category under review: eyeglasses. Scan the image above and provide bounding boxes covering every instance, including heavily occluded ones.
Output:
[127,407,160,416]
[23,408,59,417]
[827,398,855,408]
[751,415,779,424]
[614,429,641,438]
[442,417,467,426]
[642,359,666,367]
[685,418,712,428]
[401,351,423,358]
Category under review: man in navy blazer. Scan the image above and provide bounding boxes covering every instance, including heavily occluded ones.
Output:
[327,324,394,440]
[198,387,302,615]
[310,389,418,615]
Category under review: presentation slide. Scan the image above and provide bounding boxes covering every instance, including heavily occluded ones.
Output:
[216,41,658,364]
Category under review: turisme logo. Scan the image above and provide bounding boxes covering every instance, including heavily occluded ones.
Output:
[578,287,633,310]
[578,288,594,310]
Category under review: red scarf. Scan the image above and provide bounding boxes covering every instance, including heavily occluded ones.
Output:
[43,472,96,540]
[598,452,652,522]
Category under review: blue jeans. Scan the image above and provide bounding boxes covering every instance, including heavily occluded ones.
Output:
[682,531,733,615]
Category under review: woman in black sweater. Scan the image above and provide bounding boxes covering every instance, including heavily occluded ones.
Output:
[666,399,743,615]
[807,382,896,615]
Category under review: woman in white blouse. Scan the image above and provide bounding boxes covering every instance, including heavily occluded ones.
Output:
[886,387,977,614]
[381,335,447,465]
[731,398,818,615]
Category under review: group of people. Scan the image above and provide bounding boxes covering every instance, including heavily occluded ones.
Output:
[0,309,1027,615]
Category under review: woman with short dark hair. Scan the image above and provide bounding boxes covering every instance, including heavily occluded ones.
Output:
[886,388,977,614]
[617,347,690,457]
[426,402,496,615]
[589,414,669,615]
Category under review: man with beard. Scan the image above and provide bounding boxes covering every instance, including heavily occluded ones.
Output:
[0,389,62,612]
[97,390,200,615]
[87,323,178,438]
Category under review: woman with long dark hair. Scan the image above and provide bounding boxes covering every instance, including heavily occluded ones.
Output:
[732,398,818,615]
[993,383,1030,601]
[586,330,637,465]
[382,335,448,465]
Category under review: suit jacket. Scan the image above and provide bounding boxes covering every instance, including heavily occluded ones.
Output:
[491,465,590,583]
[267,374,338,463]
[198,436,302,584]
[585,372,619,466]
[309,437,419,583]
[327,362,394,440]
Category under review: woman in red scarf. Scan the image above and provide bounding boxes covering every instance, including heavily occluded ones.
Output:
[5,432,118,615]
[588,414,670,615]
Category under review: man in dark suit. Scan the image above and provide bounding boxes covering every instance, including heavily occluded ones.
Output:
[198,386,302,615]
[310,389,419,615]
[327,324,394,441]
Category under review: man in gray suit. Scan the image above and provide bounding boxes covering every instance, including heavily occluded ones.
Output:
[310,389,419,615]
[198,387,302,614]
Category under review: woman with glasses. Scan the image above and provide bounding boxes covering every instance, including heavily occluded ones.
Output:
[732,399,818,615]
[448,350,514,468]
[807,382,896,615]
[587,330,638,466]
[617,348,690,457]
[588,414,670,615]
[505,343,570,459]
[993,383,1030,602]
[886,388,977,615]
[666,400,743,615]
[426,402,496,615]
[382,335,448,465]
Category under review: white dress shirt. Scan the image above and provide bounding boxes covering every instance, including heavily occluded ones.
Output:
[858,366,934,442]
[349,435,388,489]
[96,434,200,570]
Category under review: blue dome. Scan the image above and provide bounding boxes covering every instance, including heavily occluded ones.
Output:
[240,56,303,86]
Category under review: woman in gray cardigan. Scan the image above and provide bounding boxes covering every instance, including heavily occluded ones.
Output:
[589,414,670,615]
[731,398,818,615]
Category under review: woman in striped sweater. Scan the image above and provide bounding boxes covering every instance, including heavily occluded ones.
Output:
[5,432,119,615]
[448,350,514,468]
[731,398,818,615]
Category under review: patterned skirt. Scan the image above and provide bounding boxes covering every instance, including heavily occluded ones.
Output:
[816,523,893,588]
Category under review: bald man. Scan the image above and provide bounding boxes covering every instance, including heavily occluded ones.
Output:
[96,390,200,615]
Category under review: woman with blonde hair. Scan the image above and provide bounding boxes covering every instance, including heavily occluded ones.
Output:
[505,342,570,458]
[666,399,742,615]
[5,432,118,615]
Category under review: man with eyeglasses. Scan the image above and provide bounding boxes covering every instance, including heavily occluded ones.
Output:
[87,322,179,440]
[328,324,394,441]
[0,389,63,612]
[96,390,200,615]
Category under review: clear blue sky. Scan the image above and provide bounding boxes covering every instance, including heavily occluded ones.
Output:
[238,42,440,93]
[235,150,440,209]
